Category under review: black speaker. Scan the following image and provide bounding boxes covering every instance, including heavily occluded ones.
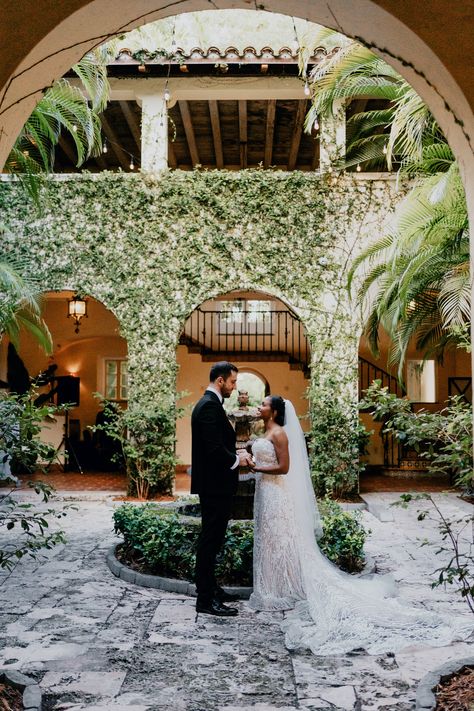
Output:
[55,376,80,407]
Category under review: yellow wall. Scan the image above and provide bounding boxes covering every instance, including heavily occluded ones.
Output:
[0,294,128,435]
[359,331,472,466]
[176,344,309,465]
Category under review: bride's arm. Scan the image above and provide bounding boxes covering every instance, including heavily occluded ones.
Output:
[257,429,289,475]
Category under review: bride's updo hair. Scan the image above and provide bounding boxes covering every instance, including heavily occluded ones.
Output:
[270,396,285,426]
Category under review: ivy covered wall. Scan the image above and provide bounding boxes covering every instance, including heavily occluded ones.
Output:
[0,170,402,495]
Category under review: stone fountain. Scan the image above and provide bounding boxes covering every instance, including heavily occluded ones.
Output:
[227,390,262,519]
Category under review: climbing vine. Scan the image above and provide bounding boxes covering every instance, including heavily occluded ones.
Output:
[0,169,402,495]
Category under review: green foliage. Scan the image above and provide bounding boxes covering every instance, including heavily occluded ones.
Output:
[113,498,367,583]
[93,399,178,498]
[361,381,473,491]
[0,390,59,475]
[0,171,399,499]
[0,225,52,353]
[5,47,113,203]
[0,480,71,571]
[318,498,368,572]
[394,493,474,614]
[309,375,361,498]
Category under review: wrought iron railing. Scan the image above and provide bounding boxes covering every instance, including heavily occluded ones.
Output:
[180,307,310,373]
[359,356,405,468]
[358,355,404,400]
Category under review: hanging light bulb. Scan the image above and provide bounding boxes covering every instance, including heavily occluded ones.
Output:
[383,144,388,155]
[129,157,135,170]
[356,164,362,172]
[304,82,311,96]
[103,142,108,154]
[313,118,319,131]
[164,87,170,102]
[72,124,78,133]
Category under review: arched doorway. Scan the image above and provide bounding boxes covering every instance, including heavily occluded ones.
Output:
[0,290,129,487]
[175,289,311,476]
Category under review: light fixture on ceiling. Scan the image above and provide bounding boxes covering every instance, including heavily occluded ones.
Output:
[67,295,88,334]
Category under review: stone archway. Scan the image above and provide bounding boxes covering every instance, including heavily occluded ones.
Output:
[0,1,472,179]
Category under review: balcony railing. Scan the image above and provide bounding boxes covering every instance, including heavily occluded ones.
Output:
[180,307,310,374]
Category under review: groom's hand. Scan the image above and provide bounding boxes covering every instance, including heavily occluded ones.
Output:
[238,451,252,467]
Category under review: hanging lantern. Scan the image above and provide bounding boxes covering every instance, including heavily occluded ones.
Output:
[67,295,88,333]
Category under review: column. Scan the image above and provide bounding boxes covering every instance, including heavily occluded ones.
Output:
[139,93,169,173]
[319,99,346,172]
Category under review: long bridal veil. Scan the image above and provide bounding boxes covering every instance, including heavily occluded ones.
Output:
[280,400,473,655]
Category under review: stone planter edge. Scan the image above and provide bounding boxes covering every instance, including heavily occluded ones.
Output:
[106,543,253,599]
[416,656,474,710]
[0,670,42,710]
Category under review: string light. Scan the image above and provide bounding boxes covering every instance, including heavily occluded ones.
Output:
[304,82,311,96]
[356,164,362,172]
[129,157,135,170]
[164,87,170,102]
[72,124,78,133]
[313,118,319,131]
[103,141,108,154]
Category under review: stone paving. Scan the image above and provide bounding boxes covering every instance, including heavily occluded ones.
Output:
[0,489,473,710]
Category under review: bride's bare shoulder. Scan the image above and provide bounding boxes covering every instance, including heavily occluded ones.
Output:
[270,426,288,446]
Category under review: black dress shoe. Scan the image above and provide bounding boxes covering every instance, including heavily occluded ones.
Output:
[196,599,238,617]
[215,588,240,603]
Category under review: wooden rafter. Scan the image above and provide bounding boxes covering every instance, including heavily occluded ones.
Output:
[178,100,199,167]
[287,100,307,170]
[264,99,276,168]
[58,135,77,167]
[208,100,224,169]
[168,140,178,168]
[238,100,247,168]
[100,114,130,170]
[119,100,141,152]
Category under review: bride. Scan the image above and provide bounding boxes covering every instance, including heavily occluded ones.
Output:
[248,395,472,656]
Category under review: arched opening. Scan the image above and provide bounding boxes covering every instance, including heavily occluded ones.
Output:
[358,326,472,491]
[0,290,128,488]
[175,288,311,488]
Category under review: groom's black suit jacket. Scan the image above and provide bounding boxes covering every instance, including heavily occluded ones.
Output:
[191,390,238,497]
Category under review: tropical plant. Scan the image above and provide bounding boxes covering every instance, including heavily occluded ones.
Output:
[0,225,52,354]
[5,45,113,201]
[300,29,469,371]
[348,163,469,372]
[360,381,473,491]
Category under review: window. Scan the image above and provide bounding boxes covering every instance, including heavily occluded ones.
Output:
[218,299,273,334]
[105,359,128,401]
[406,359,436,403]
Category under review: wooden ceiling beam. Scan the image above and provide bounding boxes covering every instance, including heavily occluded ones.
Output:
[119,100,141,152]
[168,140,178,168]
[287,100,307,171]
[58,135,77,166]
[208,100,224,169]
[178,100,200,167]
[264,99,276,168]
[100,114,130,171]
[238,99,247,169]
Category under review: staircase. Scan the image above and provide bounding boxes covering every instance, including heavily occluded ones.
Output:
[180,307,311,377]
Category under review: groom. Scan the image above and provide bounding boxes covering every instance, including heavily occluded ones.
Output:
[191,361,250,616]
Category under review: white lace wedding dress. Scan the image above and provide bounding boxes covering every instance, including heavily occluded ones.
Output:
[248,414,473,656]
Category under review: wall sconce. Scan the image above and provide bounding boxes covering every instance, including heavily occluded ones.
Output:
[67,295,88,334]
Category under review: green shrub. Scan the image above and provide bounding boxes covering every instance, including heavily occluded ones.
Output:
[113,499,367,584]
[318,498,367,572]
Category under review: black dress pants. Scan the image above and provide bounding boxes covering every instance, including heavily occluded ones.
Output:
[195,494,233,603]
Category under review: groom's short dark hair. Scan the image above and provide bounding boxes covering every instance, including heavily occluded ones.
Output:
[209,361,238,381]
